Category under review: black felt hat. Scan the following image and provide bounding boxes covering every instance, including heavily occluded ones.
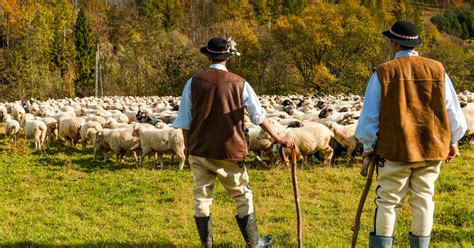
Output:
[200,38,234,60]
[382,20,422,47]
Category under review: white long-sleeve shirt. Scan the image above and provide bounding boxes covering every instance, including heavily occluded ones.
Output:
[355,50,467,153]
[173,64,266,130]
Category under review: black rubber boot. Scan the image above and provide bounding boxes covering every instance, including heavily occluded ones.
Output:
[235,213,273,248]
[369,232,394,248]
[195,215,215,248]
[409,232,430,248]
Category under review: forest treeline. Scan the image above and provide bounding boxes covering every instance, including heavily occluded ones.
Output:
[0,0,473,101]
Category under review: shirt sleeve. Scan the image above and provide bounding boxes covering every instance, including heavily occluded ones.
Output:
[242,82,266,125]
[172,78,193,130]
[355,72,381,153]
[444,73,467,145]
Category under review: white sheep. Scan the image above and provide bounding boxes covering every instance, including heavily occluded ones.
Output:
[23,114,47,149]
[247,126,277,164]
[132,125,186,170]
[5,114,20,142]
[324,121,358,161]
[80,121,103,149]
[104,118,133,129]
[93,126,151,163]
[281,123,334,166]
[58,117,85,146]
[0,104,7,122]
[36,117,59,145]
[84,115,107,126]
[11,104,26,124]
[462,103,474,147]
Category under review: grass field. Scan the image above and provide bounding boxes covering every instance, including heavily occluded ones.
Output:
[0,125,472,247]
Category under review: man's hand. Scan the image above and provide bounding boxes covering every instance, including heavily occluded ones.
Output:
[445,145,457,164]
[276,136,295,149]
[361,151,373,159]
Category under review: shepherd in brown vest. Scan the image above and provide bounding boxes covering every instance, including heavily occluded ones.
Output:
[173,37,295,248]
[355,21,467,247]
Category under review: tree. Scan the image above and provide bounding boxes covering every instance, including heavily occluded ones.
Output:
[74,6,96,97]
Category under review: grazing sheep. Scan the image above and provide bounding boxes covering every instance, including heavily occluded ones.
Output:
[23,114,47,149]
[132,125,185,170]
[80,121,103,149]
[84,115,107,126]
[36,117,59,145]
[104,118,134,129]
[11,104,26,124]
[93,125,153,163]
[58,117,85,146]
[325,121,358,161]
[0,104,7,121]
[5,114,20,142]
[247,126,278,165]
[462,103,474,147]
[281,123,334,166]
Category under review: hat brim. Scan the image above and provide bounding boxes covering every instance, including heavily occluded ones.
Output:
[200,47,234,60]
[382,30,422,47]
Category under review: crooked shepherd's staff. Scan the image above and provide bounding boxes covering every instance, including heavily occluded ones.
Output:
[279,146,303,248]
[351,155,376,248]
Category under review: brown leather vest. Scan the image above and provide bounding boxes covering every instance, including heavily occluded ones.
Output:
[188,69,247,160]
[375,56,451,162]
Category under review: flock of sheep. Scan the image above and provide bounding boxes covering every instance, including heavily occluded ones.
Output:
[1,90,473,169]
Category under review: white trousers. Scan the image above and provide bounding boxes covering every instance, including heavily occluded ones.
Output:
[189,155,254,218]
[374,160,441,237]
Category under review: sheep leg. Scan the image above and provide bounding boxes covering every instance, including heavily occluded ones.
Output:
[177,150,186,170]
[102,151,108,163]
[130,150,138,162]
[156,153,164,169]
[302,155,308,168]
[323,147,334,166]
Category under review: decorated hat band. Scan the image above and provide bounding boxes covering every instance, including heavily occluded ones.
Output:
[206,47,230,54]
[389,29,419,40]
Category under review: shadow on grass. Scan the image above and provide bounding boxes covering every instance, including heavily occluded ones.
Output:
[0,241,178,248]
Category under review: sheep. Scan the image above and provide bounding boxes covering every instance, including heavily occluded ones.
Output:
[58,117,85,146]
[5,114,20,142]
[23,114,47,149]
[79,121,103,149]
[247,126,278,165]
[36,117,59,145]
[131,125,186,170]
[11,104,26,124]
[123,106,137,123]
[93,126,152,163]
[462,103,474,147]
[324,121,358,161]
[0,104,8,121]
[104,118,134,129]
[84,115,107,126]
[281,123,334,166]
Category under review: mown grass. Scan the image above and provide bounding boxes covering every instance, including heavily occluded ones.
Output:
[0,125,472,247]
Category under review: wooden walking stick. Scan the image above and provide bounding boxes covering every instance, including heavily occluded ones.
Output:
[279,146,303,248]
[351,155,376,248]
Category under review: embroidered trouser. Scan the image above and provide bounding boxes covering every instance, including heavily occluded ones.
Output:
[374,160,441,237]
[189,155,254,218]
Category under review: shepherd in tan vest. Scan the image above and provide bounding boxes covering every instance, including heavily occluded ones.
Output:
[173,37,294,248]
[356,21,467,247]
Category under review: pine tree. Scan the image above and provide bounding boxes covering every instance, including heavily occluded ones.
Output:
[73,7,96,97]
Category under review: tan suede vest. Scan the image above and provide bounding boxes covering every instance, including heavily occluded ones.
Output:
[189,69,247,161]
[375,56,450,162]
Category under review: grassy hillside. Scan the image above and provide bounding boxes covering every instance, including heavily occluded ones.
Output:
[0,126,472,247]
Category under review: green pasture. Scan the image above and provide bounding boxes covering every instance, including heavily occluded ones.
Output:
[0,126,472,247]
